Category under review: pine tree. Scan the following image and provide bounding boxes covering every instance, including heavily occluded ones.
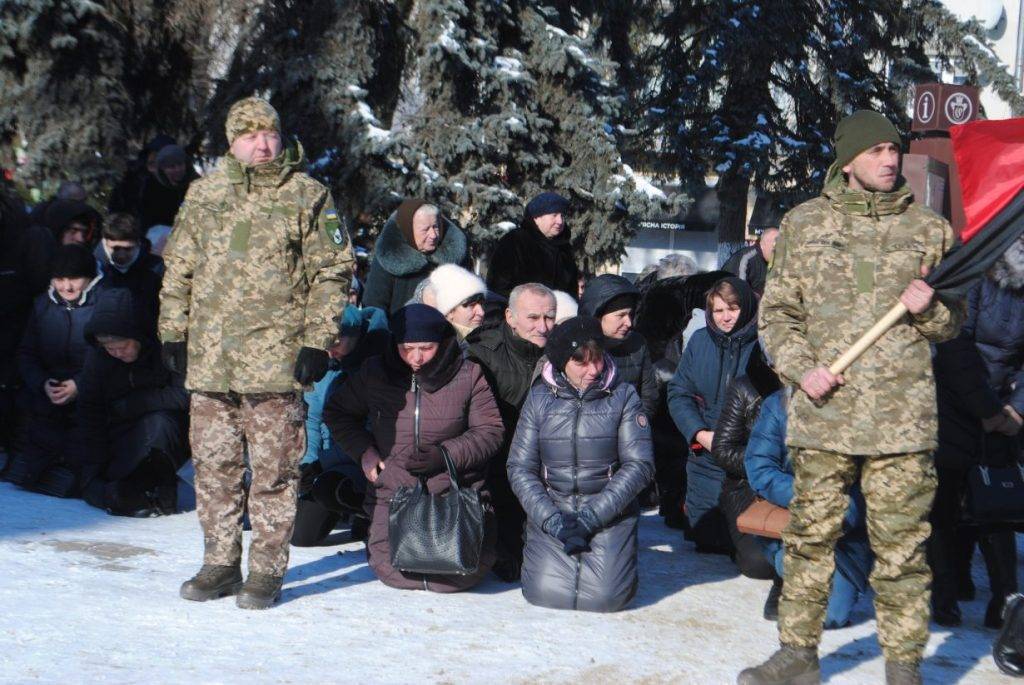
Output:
[0,0,216,198]
[646,0,1021,262]
[213,0,672,268]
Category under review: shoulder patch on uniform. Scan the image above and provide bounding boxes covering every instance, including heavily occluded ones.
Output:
[636,414,649,429]
[324,208,347,248]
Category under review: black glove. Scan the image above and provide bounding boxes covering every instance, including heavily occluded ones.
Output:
[576,506,602,539]
[293,346,330,385]
[298,461,323,497]
[405,445,446,476]
[161,341,187,375]
[543,512,590,556]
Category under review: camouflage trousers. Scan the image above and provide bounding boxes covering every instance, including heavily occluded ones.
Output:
[779,448,937,664]
[190,391,306,577]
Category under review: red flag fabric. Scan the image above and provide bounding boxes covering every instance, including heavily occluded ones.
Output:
[950,118,1024,242]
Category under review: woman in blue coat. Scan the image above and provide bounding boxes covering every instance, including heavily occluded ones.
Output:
[667,276,758,552]
[745,389,873,629]
[291,305,389,546]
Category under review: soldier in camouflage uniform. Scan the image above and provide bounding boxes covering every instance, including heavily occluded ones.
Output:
[738,111,964,685]
[159,96,354,609]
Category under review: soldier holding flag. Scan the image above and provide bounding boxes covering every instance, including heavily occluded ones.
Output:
[739,110,965,685]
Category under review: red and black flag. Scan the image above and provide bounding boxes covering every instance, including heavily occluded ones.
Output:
[829,117,1024,375]
[931,118,1024,296]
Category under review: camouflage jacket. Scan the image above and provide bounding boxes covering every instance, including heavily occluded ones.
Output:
[759,169,964,455]
[159,142,354,393]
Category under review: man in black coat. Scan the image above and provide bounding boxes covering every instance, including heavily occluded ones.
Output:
[467,282,556,580]
[94,212,165,336]
[486,192,579,299]
[579,274,658,416]
[78,288,189,516]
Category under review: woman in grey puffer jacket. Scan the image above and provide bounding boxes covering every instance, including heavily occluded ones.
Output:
[507,316,654,612]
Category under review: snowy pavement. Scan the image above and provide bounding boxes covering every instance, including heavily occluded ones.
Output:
[0,481,1010,684]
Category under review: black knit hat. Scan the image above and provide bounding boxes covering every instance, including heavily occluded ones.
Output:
[391,303,453,343]
[546,316,604,371]
[526,191,570,219]
[50,244,97,279]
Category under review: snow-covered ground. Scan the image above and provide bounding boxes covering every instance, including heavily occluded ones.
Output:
[0,481,1010,683]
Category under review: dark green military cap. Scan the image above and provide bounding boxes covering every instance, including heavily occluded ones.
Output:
[834,110,901,169]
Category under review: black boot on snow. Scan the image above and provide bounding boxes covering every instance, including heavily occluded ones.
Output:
[737,645,820,685]
[763,577,783,621]
[180,564,243,601]
[236,573,283,610]
[884,660,922,685]
[994,593,1024,677]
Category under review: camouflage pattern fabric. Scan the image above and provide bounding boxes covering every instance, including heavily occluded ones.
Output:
[759,165,964,455]
[779,447,936,664]
[190,391,306,577]
[225,96,281,144]
[159,137,354,393]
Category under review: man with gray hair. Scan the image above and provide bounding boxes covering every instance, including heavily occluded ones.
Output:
[467,282,556,580]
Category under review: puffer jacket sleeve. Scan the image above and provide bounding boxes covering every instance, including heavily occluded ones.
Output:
[712,377,758,479]
[158,187,202,343]
[933,283,1003,421]
[440,364,505,473]
[17,300,47,398]
[507,388,560,526]
[744,391,793,508]
[323,365,375,465]
[637,345,659,417]
[302,192,354,349]
[585,386,655,527]
[666,339,706,442]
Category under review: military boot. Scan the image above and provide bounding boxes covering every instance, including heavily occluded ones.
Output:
[180,564,243,601]
[884,661,922,685]
[737,645,820,685]
[236,573,283,610]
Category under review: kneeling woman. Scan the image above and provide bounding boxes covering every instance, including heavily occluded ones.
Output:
[324,304,504,591]
[508,317,654,612]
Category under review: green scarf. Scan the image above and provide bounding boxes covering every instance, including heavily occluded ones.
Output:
[822,161,913,218]
[223,140,305,194]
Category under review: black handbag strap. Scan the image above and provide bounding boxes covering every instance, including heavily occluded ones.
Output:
[441,447,460,490]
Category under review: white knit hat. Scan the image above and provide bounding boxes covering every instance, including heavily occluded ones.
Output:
[552,290,578,324]
[429,264,487,315]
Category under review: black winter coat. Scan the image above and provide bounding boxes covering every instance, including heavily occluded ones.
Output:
[507,359,654,612]
[0,204,54,386]
[77,288,188,484]
[137,169,195,229]
[711,353,781,524]
[722,245,768,295]
[934,270,1024,470]
[486,214,579,299]
[363,213,469,315]
[17,276,105,411]
[579,274,658,416]
[94,241,165,335]
[466,321,546,434]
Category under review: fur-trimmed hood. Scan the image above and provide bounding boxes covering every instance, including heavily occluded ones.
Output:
[373,211,467,277]
[990,235,1024,291]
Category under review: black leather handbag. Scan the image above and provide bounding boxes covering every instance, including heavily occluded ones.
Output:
[963,431,1024,524]
[388,449,485,576]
